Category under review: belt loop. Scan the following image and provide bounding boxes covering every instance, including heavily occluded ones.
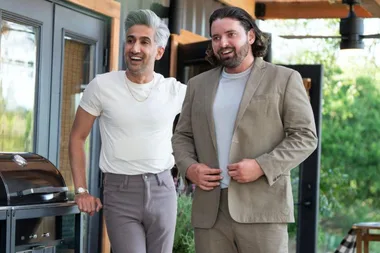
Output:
[155,173,162,186]
[121,174,129,190]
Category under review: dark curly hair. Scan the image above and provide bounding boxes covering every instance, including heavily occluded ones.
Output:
[206,6,269,66]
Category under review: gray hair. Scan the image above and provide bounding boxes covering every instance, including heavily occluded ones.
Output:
[124,9,170,48]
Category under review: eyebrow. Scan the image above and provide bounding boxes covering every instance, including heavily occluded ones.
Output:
[126,35,152,41]
[211,29,238,37]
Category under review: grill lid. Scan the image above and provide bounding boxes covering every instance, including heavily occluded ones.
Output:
[0,152,68,206]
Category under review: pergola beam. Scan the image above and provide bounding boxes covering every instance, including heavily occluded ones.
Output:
[361,0,380,17]
[255,1,373,19]
[217,0,256,18]
[218,0,380,18]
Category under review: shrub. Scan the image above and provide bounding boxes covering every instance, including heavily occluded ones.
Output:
[173,195,195,253]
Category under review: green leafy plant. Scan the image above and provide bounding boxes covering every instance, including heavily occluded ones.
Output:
[173,195,195,253]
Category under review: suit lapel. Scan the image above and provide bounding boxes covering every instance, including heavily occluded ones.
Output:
[205,67,222,151]
[233,57,267,132]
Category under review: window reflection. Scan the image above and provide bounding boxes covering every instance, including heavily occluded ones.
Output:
[0,20,37,152]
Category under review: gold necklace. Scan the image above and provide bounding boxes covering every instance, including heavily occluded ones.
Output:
[125,73,154,102]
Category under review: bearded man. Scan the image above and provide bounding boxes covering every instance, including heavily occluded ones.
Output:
[172,6,318,253]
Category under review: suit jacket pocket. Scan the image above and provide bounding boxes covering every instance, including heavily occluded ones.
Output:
[228,175,293,223]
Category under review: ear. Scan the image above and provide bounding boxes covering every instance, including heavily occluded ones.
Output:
[155,47,165,60]
[248,29,255,45]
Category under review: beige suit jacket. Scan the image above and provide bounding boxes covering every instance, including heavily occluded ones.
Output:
[172,57,318,228]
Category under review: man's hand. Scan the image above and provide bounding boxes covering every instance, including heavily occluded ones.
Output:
[186,163,222,191]
[75,193,103,216]
[228,159,264,183]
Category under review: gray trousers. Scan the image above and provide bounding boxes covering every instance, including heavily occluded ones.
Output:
[103,170,177,253]
[194,189,288,253]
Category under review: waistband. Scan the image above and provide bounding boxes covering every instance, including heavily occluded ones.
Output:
[104,169,171,185]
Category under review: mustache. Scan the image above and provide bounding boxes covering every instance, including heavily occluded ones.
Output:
[218,47,235,54]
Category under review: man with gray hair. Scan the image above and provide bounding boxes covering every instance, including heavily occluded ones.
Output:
[69,9,186,253]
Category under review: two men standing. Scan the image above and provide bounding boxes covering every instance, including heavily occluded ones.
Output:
[70,5,317,253]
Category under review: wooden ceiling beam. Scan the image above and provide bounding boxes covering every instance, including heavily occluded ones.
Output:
[217,0,256,18]
[67,0,120,18]
[217,0,380,19]
[256,2,373,19]
[361,0,380,17]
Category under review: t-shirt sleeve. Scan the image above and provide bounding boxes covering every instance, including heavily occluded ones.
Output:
[79,77,102,116]
[176,81,187,114]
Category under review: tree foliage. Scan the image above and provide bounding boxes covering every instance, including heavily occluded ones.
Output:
[0,80,33,151]
[269,18,380,251]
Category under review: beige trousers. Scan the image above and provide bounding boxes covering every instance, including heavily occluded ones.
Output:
[194,189,288,253]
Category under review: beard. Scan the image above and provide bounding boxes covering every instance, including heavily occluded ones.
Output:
[215,41,250,68]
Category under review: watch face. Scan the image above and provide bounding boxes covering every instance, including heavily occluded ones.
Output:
[76,187,88,194]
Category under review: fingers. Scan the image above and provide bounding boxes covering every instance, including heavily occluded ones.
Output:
[228,170,238,177]
[199,179,222,191]
[203,174,223,181]
[228,162,242,181]
[228,167,243,182]
[201,180,220,187]
[75,194,103,215]
[90,199,95,212]
[96,198,103,212]
[198,174,222,191]
[227,163,239,171]
[188,163,224,191]
[199,180,218,191]
[194,163,221,174]
[229,169,247,182]
[205,168,222,174]
[199,169,222,190]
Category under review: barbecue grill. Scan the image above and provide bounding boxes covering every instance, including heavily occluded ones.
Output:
[0,152,81,253]
[0,153,68,206]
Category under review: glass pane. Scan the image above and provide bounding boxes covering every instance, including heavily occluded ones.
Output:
[59,37,94,194]
[0,20,37,152]
[58,37,95,253]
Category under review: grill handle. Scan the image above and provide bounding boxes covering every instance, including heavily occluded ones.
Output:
[9,186,68,197]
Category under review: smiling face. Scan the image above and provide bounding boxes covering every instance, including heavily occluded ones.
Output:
[211,18,255,73]
[124,24,164,79]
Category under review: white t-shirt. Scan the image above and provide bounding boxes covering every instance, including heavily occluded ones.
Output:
[79,71,187,175]
[213,66,252,188]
